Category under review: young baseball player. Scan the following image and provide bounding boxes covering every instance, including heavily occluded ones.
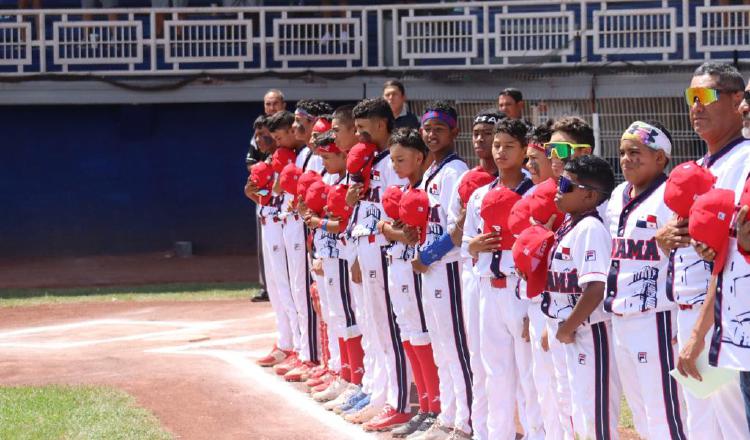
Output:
[541,154,620,440]
[462,118,543,440]
[451,110,503,440]
[546,117,594,180]
[344,98,411,427]
[244,136,298,369]
[669,64,750,439]
[603,120,686,439]
[301,132,364,405]
[378,128,442,437]
[407,102,471,440]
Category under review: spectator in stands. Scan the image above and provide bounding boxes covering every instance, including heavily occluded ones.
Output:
[153,0,188,38]
[497,87,525,120]
[81,1,119,24]
[383,79,420,129]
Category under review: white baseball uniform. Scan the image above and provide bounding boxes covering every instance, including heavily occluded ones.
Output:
[604,176,686,440]
[416,154,472,433]
[462,176,544,440]
[350,149,411,413]
[282,145,323,363]
[669,138,750,440]
[541,213,622,440]
[258,181,298,353]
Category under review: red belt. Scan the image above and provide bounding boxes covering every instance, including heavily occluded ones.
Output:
[259,216,281,226]
[679,304,694,311]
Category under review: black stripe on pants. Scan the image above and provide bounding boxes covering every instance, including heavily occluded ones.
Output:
[592,322,611,440]
[447,261,473,411]
[338,259,356,328]
[381,249,409,413]
[656,310,687,440]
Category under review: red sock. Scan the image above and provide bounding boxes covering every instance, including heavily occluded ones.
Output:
[346,335,365,385]
[403,341,429,412]
[414,343,441,414]
[338,337,351,382]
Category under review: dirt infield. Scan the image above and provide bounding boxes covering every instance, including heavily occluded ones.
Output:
[0,299,639,440]
[0,254,259,289]
[0,299,381,440]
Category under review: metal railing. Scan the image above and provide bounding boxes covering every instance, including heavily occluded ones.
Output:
[0,1,748,76]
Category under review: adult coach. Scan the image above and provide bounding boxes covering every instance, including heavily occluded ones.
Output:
[383,80,420,130]
[248,89,287,302]
[661,62,750,439]
[497,88,524,120]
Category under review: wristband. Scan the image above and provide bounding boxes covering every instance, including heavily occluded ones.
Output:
[321,218,329,231]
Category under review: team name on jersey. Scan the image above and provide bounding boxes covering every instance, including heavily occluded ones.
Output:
[547,270,582,294]
[363,186,381,203]
[611,237,660,261]
[428,205,441,223]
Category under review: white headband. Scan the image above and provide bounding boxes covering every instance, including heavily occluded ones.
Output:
[621,121,672,157]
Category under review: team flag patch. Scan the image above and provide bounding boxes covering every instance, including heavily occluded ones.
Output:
[636,214,658,229]
[585,250,596,262]
[555,247,572,261]
[372,170,381,181]
[429,183,439,195]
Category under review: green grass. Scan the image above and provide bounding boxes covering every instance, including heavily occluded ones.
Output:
[619,395,634,429]
[0,283,260,308]
[0,385,172,440]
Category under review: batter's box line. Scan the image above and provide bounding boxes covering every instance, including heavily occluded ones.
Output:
[146,332,278,354]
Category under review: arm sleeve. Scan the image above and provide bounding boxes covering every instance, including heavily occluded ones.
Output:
[573,218,612,288]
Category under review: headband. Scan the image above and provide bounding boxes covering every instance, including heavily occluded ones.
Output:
[528,142,545,153]
[421,110,457,130]
[295,108,316,121]
[621,121,672,157]
[473,114,501,126]
[317,142,341,154]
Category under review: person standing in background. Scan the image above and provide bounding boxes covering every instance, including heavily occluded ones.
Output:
[248,89,287,302]
[497,88,525,120]
[384,80,420,130]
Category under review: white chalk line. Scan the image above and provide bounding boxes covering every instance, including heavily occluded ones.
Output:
[162,348,378,440]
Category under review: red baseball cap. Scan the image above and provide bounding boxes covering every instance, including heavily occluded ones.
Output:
[741,176,750,210]
[346,142,377,174]
[512,225,555,298]
[689,188,736,275]
[327,184,353,224]
[279,163,302,196]
[399,188,430,244]
[665,161,716,219]
[382,185,403,220]
[318,140,342,154]
[304,180,330,216]
[480,186,522,250]
[271,148,297,174]
[458,167,495,206]
[250,161,275,191]
[508,197,532,235]
[312,118,332,134]
[297,170,322,202]
[528,178,564,231]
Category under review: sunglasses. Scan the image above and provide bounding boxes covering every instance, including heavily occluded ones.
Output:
[558,175,600,194]
[544,142,591,160]
[684,87,741,107]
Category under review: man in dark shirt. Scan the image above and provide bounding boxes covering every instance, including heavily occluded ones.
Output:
[383,80,420,129]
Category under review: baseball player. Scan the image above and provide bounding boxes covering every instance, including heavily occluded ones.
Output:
[406,102,471,440]
[670,63,750,439]
[344,98,412,427]
[463,118,542,440]
[603,120,686,439]
[378,128,442,437]
[448,110,503,440]
[541,154,621,440]
[244,144,298,369]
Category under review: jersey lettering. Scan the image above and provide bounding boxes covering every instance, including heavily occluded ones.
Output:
[547,270,582,294]
[611,237,660,261]
[363,186,381,203]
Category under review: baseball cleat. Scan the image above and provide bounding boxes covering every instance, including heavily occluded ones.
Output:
[273,353,299,376]
[312,377,347,402]
[391,412,430,438]
[362,405,412,432]
[407,418,450,440]
[323,383,360,410]
[283,361,315,382]
[344,403,381,424]
[341,393,369,415]
[256,345,291,367]
[446,429,472,440]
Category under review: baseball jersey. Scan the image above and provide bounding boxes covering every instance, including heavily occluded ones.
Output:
[351,149,408,247]
[385,184,417,262]
[461,176,535,280]
[668,138,750,306]
[313,172,346,260]
[541,213,612,325]
[710,158,750,370]
[603,175,675,315]
[418,153,469,264]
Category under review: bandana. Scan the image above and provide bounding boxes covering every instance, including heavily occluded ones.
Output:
[317,141,341,154]
[621,121,672,157]
[473,114,501,126]
[294,108,316,121]
[421,110,457,130]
